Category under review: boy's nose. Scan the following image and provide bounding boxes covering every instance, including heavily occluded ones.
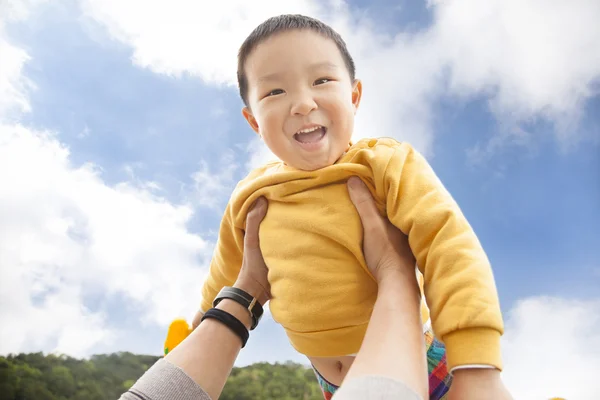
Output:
[290,95,317,116]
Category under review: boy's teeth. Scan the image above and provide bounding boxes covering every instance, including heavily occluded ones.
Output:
[296,126,321,134]
[294,127,326,143]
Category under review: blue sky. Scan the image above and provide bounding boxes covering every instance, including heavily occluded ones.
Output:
[1,0,599,398]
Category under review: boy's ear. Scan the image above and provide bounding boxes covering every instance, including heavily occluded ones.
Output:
[242,107,260,135]
[351,79,363,113]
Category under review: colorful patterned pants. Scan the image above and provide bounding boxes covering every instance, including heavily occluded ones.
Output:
[312,328,452,400]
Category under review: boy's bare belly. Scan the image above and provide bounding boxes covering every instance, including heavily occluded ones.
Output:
[307,320,432,386]
[309,355,356,386]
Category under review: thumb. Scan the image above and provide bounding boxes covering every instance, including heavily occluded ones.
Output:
[347,177,384,231]
[245,197,268,249]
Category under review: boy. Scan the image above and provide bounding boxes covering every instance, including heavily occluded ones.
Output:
[196,14,508,400]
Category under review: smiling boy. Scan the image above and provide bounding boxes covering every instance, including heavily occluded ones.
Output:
[197,14,510,400]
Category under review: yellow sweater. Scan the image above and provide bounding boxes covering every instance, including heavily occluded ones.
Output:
[200,138,504,370]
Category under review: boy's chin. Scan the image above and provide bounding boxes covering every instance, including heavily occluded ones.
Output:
[296,164,326,172]
[289,155,340,172]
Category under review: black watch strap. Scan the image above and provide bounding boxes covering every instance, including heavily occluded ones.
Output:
[213,286,264,330]
[201,308,249,347]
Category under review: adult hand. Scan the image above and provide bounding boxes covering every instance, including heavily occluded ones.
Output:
[234,197,271,305]
[347,177,416,284]
[344,176,428,399]
[348,177,512,400]
[192,197,271,329]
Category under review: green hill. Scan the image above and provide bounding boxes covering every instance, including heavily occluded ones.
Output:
[0,352,324,400]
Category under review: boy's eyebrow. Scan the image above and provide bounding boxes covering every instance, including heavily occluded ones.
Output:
[257,72,283,84]
[308,61,340,71]
[257,62,341,83]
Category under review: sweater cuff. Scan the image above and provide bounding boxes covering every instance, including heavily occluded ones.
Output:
[443,328,502,371]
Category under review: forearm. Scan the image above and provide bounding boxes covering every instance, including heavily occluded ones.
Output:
[121,299,248,400]
[165,280,258,400]
[344,270,428,399]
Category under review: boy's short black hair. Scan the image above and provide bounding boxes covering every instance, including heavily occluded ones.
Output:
[237,14,356,107]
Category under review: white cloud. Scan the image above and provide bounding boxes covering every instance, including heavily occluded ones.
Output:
[79,0,322,85]
[337,15,442,153]
[80,0,600,164]
[0,2,217,356]
[0,0,47,23]
[0,38,33,120]
[189,150,239,209]
[465,125,533,166]
[244,136,280,171]
[433,0,600,148]
[77,124,91,139]
[0,124,211,357]
[502,296,600,400]
[0,0,47,121]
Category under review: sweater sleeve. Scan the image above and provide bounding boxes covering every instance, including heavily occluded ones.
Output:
[119,358,212,400]
[383,143,504,370]
[199,202,245,313]
[332,375,423,400]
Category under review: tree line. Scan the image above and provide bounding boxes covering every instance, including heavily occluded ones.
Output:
[0,352,324,400]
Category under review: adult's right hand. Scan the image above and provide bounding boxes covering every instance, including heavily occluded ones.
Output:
[347,177,416,284]
[191,196,271,330]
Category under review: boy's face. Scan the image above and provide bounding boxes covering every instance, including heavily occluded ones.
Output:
[242,30,362,171]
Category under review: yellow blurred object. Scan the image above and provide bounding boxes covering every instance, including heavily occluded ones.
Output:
[164,318,192,355]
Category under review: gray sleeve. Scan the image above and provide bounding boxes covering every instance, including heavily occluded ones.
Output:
[332,375,423,400]
[118,358,212,400]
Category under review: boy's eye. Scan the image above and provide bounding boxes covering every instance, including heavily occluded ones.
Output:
[314,78,331,85]
[266,89,284,97]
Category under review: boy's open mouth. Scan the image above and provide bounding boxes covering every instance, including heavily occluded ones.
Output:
[293,126,327,144]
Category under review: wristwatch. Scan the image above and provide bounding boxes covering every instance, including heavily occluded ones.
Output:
[213,286,264,330]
